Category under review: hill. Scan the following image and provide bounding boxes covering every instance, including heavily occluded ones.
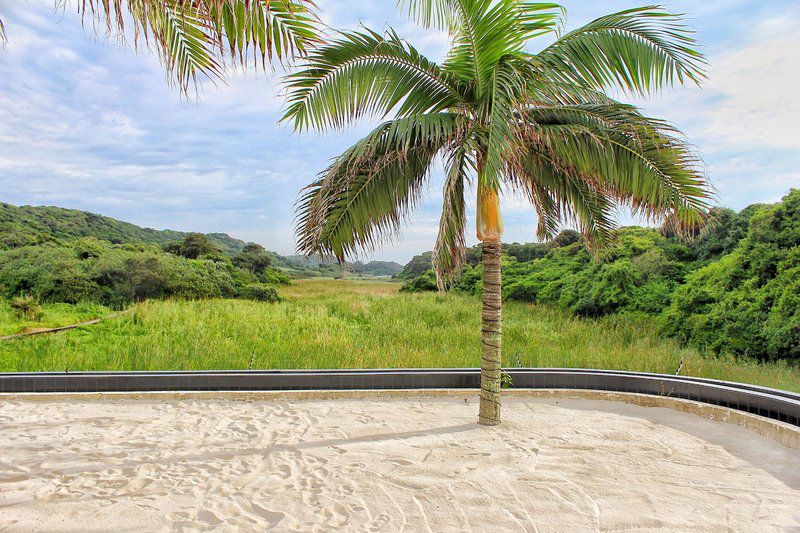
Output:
[0,203,248,255]
[0,202,403,278]
[360,260,404,276]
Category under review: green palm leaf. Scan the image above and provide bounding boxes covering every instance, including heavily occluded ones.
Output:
[537,6,706,94]
[30,0,318,94]
[295,113,462,259]
[282,28,463,130]
[285,0,712,271]
[507,153,618,246]
[520,103,710,226]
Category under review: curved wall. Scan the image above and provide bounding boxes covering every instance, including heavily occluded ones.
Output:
[1,368,798,428]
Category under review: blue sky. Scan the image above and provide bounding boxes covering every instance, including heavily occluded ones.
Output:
[1,0,798,263]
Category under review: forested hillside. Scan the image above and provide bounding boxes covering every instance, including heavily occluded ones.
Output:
[0,203,397,309]
[398,190,800,362]
[0,203,401,278]
[0,203,248,254]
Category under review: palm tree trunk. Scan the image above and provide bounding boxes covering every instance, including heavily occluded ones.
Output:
[478,240,502,425]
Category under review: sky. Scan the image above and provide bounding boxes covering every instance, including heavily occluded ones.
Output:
[1,0,799,263]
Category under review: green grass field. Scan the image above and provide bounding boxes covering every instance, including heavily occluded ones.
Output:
[1,279,798,392]
[0,300,109,337]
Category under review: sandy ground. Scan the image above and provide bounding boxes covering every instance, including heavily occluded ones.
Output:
[0,396,798,532]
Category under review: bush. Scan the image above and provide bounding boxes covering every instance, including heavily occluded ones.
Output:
[241,283,280,302]
[10,295,44,321]
[260,268,291,286]
[233,243,272,274]
[661,190,800,361]
[398,191,800,361]
[399,271,438,292]
[0,239,286,308]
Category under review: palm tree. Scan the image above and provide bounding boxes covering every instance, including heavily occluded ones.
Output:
[283,0,712,425]
[1,0,318,94]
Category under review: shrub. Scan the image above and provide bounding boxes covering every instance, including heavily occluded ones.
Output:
[0,239,286,308]
[399,271,438,292]
[662,190,800,361]
[233,243,272,274]
[241,283,281,302]
[260,268,291,285]
[10,295,44,321]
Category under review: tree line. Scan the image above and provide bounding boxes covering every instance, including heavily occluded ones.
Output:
[0,233,288,309]
[398,190,800,362]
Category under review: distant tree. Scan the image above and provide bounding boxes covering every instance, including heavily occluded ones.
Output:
[233,243,272,274]
[549,230,582,249]
[395,252,433,279]
[177,233,219,259]
[465,244,484,266]
[162,241,183,255]
[689,207,753,261]
[399,271,438,292]
[505,242,546,262]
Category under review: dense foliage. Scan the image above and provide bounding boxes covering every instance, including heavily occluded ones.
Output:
[663,192,800,360]
[0,202,401,279]
[350,260,404,277]
[400,190,800,362]
[0,203,248,254]
[0,237,286,308]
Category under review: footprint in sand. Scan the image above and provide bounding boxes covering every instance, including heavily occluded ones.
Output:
[250,503,286,527]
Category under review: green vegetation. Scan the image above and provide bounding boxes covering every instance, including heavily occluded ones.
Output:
[1,2,318,95]
[664,191,800,360]
[0,203,248,254]
[401,190,800,363]
[1,280,796,392]
[0,300,109,337]
[0,202,403,283]
[0,236,288,308]
[1,202,403,280]
[9,296,44,322]
[283,0,711,423]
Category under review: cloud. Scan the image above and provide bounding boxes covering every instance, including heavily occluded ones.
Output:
[1,0,799,263]
[702,18,800,149]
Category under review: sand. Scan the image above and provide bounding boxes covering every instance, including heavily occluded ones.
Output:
[0,396,798,532]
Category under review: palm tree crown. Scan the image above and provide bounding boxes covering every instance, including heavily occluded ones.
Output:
[2,1,318,94]
[284,0,712,286]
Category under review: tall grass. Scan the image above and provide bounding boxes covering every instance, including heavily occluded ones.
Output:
[0,279,797,392]
[0,301,109,337]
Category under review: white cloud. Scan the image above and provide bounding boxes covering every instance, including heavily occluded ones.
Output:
[2,0,799,263]
[702,18,800,149]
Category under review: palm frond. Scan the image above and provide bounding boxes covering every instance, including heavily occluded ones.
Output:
[517,102,711,230]
[432,144,473,288]
[480,55,533,188]
[151,4,224,94]
[507,151,618,247]
[441,1,561,94]
[73,0,317,94]
[287,2,711,266]
[206,0,318,66]
[537,6,706,95]
[399,0,562,36]
[282,28,463,130]
[295,113,461,259]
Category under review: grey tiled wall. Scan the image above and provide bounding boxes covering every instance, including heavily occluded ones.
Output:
[0,369,797,427]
